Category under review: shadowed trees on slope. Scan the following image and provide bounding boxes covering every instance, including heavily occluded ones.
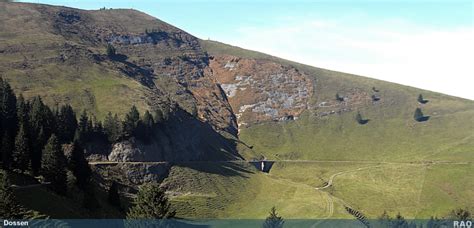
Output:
[263,207,284,228]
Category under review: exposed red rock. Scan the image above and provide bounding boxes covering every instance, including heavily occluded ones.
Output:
[209,55,313,128]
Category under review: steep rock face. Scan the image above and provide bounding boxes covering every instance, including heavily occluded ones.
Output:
[209,55,313,128]
[0,3,314,162]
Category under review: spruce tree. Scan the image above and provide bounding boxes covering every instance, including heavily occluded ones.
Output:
[126,183,176,219]
[78,110,89,133]
[143,110,154,130]
[108,181,121,210]
[16,94,30,126]
[355,112,369,125]
[137,110,154,142]
[77,110,90,143]
[123,105,140,138]
[56,104,77,143]
[417,94,428,104]
[69,141,91,189]
[12,123,31,172]
[104,112,121,142]
[263,207,284,228]
[41,135,67,195]
[29,96,56,174]
[0,80,18,169]
[414,108,424,121]
[0,170,26,219]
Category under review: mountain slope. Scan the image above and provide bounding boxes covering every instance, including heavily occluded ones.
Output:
[201,40,474,162]
[1,2,473,220]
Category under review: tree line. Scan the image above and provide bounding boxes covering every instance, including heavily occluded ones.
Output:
[0,78,163,198]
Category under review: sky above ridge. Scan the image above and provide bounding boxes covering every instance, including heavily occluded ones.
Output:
[20,0,474,100]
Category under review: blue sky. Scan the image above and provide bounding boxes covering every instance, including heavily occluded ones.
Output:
[20,0,474,99]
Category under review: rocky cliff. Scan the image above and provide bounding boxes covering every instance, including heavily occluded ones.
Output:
[0,2,316,162]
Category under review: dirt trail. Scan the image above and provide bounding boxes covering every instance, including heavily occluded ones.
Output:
[315,165,381,190]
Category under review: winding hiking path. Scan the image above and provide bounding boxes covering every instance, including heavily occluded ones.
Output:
[315,165,381,190]
[310,165,382,227]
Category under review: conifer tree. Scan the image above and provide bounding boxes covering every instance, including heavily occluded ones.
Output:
[123,105,140,138]
[137,110,154,142]
[56,104,77,143]
[414,108,424,122]
[104,112,122,142]
[29,97,56,174]
[143,110,154,130]
[41,135,67,195]
[13,123,31,172]
[0,170,26,219]
[126,183,176,219]
[16,94,30,126]
[263,207,284,228]
[417,94,428,104]
[69,141,91,189]
[0,80,18,169]
[355,112,369,125]
[78,110,89,133]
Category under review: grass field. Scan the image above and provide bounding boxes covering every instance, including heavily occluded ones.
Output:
[163,161,472,219]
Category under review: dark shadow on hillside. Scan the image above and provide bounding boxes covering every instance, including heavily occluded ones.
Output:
[416,116,430,122]
[419,99,429,104]
[357,119,370,125]
[160,106,243,162]
[111,53,156,88]
[173,161,254,178]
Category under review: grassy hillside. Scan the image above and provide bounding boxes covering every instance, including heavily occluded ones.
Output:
[201,40,474,163]
[1,2,472,221]
[167,40,474,219]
